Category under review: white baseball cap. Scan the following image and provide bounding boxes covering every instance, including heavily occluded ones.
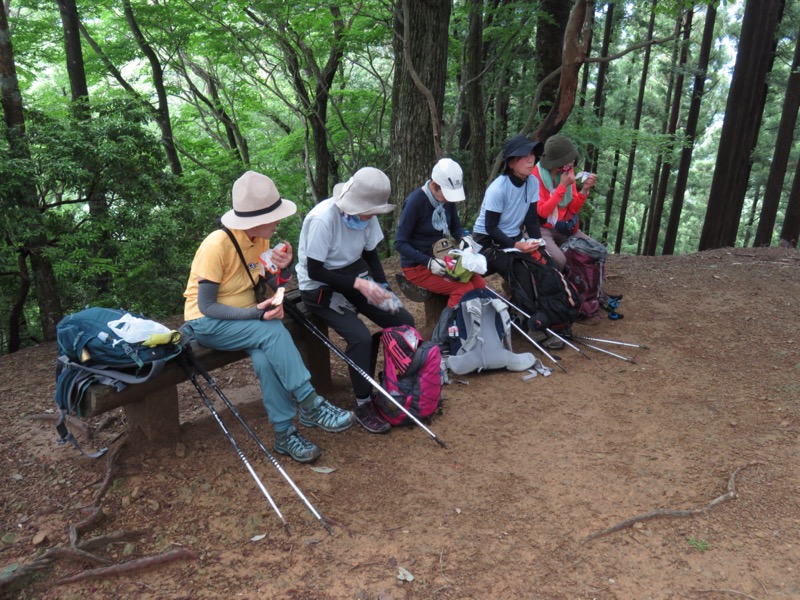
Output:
[431,158,465,202]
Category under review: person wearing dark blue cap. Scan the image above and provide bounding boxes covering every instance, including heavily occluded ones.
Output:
[472,135,569,349]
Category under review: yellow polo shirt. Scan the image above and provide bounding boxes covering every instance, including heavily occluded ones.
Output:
[183,228,270,321]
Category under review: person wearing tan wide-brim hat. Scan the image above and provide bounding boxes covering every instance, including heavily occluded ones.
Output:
[183,171,355,464]
[296,167,415,435]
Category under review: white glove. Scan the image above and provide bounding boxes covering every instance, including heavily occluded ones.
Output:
[428,257,447,276]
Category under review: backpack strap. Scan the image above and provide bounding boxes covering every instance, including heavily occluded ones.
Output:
[54,364,108,458]
[57,354,168,386]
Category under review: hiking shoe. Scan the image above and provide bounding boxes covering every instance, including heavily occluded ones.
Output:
[355,400,391,434]
[544,336,565,350]
[299,397,355,433]
[274,429,322,463]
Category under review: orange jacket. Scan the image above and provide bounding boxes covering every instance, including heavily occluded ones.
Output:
[532,165,588,231]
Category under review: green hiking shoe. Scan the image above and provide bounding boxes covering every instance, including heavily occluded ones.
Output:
[274,428,322,463]
[299,397,355,433]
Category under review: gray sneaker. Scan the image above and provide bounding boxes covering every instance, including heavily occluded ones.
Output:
[274,428,322,463]
[299,397,355,432]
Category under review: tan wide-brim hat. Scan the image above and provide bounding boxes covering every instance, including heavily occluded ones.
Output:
[333,167,394,215]
[220,171,297,230]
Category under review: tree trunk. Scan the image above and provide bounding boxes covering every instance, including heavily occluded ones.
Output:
[57,0,113,295]
[585,1,615,174]
[699,0,783,250]
[644,6,692,256]
[56,0,88,116]
[535,0,572,121]
[531,0,594,141]
[742,185,760,247]
[0,3,63,342]
[663,4,716,256]
[390,0,451,206]
[613,1,656,254]
[462,0,487,222]
[779,155,800,247]
[754,31,800,247]
[121,0,182,176]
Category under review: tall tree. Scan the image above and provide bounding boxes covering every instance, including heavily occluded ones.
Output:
[535,0,572,122]
[780,155,800,247]
[644,6,692,256]
[613,1,656,254]
[531,0,594,141]
[754,31,800,247]
[584,1,615,174]
[699,0,783,250]
[663,4,716,256]
[462,0,488,214]
[390,0,451,205]
[0,2,62,345]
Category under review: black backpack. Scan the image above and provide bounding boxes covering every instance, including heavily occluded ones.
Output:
[506,255,580,332]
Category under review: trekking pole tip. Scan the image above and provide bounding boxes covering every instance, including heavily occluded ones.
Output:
[435,438,448,449]
[283,523,292,536]
[640,344,650,350]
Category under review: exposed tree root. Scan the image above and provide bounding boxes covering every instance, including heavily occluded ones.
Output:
[583,462,760,543]
[55,548,197,585]
[0,435,195,593]
[27,413,92,439]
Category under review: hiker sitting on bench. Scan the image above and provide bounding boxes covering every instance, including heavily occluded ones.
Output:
[182,170,354,464]
[296,167,415,435]
[471,134,565,350]
[532,135,598,272]
[394,157,486,350]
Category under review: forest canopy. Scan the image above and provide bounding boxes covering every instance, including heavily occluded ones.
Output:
[1,0,798,353]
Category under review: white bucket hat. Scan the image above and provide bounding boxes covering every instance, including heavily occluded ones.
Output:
[220,171,297,229]
[431,158,465,202]
[333,167,394,215]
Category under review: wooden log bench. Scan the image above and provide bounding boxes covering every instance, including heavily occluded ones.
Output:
[76,292,332,442]
[394,273,449,339]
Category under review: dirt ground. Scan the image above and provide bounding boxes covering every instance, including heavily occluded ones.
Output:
[1,247,799,600]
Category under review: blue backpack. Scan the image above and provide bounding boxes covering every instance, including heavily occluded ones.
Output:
[54,307,183,456]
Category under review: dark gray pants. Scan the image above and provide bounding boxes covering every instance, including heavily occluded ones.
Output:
[301,289,415,399]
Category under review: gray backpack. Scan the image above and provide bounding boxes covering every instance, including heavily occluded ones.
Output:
[445,289,535,375]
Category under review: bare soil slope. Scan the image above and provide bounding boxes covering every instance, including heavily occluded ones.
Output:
[1,247,799,600]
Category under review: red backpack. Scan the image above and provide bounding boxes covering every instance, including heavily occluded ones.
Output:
[377,325,442,426]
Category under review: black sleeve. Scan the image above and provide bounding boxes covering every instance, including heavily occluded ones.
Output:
[197,280,263,320]
[485,210,517,249]
[306,257,357,292]
[523,204,542,239]
[362,248,388,285]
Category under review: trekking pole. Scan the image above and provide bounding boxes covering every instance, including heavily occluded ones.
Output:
[282,299,447,449]
[507,319,568,374]
[568,337,637,364]
[184,346,333,534]
[177,353,291,534]
[569,334,649,349]
[483,287,590,362]
[539,327,592,361]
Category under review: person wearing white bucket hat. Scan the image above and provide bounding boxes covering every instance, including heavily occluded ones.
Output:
[296,167,415,434]
[184,171,355,464]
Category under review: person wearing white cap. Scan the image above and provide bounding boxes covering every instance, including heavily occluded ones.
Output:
[394,158,487,347]
[183,171,355,464]
[296,167,415,434]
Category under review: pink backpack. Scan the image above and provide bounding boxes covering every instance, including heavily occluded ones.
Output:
[377,325,442,426]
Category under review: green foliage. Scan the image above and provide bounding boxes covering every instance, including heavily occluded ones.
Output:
[687,537,710,552]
